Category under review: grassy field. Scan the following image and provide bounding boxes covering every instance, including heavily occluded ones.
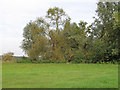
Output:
[2,63,118,88]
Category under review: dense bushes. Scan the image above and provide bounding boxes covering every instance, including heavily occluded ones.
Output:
[16,59,118,64]
[17,59,67,64]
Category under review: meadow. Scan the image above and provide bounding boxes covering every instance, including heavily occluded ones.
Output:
[2,63,118,88]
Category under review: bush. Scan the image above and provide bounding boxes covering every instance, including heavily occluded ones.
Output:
[70,59,82,64]
[2,52,14,61]
[38,60,66,64]
[16,58,119,64]
[17,59,32,63]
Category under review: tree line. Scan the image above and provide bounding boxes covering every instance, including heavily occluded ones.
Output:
[21,2,120,64]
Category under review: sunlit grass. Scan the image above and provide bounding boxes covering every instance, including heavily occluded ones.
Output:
[2,63,118,88]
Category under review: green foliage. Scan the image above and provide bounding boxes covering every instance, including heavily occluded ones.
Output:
[46,7,70,33]
[17,59,67,64]
[21,18,49,61]
[21,4,119,64]
[91,2,119,62]
[17,60,32,63]
[21,56,28,60]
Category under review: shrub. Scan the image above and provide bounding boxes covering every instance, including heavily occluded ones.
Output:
[2,52,14,61]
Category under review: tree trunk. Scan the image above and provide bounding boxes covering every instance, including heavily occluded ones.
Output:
[67,54,74,62]
[56,19,59,34]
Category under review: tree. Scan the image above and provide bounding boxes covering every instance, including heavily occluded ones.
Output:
[91,2,119,62]
[92,2,118,40]
[62,20,91,62]
[21,17,49,60]
[28,37,48,60]
[112,10,120,61]
[2,52,14,61]
[46,7,70,34]
[46,7,70,60]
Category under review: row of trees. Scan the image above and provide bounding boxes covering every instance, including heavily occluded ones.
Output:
[21,2,120,63]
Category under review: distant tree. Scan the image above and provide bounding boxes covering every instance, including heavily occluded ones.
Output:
[21,56,28,60]
[46,7,70,60]
[62,20,91,62]
[46,7,70,34]
[91,2,119,62]
[21,18,49,61]
[2,52,14,61]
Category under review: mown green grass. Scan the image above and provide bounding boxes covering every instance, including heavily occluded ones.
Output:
[2,63,118,88]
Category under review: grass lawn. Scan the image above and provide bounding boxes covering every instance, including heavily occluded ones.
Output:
[2,63,118,88]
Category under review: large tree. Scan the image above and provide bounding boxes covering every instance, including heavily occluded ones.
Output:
[62,20,92,62]
[46,7,70,60]
[21,18,49,60]
[91,2,119,62]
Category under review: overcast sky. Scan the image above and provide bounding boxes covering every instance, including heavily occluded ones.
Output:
[0,0,98,56]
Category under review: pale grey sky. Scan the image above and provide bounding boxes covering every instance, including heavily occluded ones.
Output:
[0,0,98,56]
